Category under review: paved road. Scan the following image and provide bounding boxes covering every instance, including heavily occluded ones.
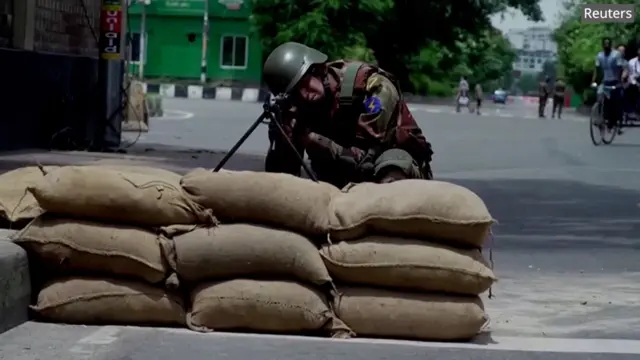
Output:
[2,98,639,358]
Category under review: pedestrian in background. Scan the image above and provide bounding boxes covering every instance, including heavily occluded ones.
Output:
[474,84,483,115]
[538,76,550,118]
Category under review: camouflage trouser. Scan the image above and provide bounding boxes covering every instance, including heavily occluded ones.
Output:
[310,148,430,188]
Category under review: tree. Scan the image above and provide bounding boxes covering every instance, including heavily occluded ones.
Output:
[251,0,543,96]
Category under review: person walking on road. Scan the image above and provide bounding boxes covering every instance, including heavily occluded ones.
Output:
[538,76,550,118]
[551,77,566,119]
[474,84,483,115]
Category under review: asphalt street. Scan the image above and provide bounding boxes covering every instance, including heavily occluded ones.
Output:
[1,98,638,359]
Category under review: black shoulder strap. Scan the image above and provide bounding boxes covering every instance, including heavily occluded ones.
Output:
[339,61,364,107]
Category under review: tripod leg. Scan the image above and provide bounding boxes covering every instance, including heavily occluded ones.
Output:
[269,114,319,182]
[213,112,267,172]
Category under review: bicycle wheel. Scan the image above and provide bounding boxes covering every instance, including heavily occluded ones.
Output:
[601,109,620,145]
[590,102,604,146]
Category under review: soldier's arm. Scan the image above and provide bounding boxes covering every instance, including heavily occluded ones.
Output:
[264,108,306,176]
[360,74,432,166]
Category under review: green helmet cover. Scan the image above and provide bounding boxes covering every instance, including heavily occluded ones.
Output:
[263,42,328,95]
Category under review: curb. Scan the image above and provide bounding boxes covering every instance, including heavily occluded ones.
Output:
[0,229,30,335]
[143,83,270,102]
[141,82,466,105]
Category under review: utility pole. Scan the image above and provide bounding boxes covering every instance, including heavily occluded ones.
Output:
[138,0,149,79]
[97,0,127,150]
[200,0,209,84]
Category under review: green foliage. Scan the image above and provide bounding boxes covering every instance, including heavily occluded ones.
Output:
[554,0,640,101]
[251,0,542,96]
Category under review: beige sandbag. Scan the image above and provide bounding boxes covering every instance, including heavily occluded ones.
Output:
[329,180,494,247]
[29,166,214,226]
[320,236,495,295]
[0,166,58,222]
[181,169,339,236]
[93,164,181,182]
[187,279,352,337]
[32,277,185,325]
[334,287,487,341]
[169,224,332,285]
[15,216,169,284]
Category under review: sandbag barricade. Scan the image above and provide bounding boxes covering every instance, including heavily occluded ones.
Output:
[324,180,496,341]
[5,165,497,342]
[161,224,352,337]
[10,165,192,326]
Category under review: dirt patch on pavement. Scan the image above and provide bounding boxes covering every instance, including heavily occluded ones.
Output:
[484,272,640,338]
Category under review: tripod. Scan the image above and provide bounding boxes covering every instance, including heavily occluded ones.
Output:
[212,94,319,182]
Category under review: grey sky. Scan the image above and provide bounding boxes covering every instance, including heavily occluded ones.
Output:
[491,0,565,31]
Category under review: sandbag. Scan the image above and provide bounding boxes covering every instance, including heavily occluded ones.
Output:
[0,166,58,222]
[329,180,494,247]
[15,216,169,284]
[32,277,185,326]
[334,287,487,341]
[181,169,339,236]
[320,236,495,295]
[94,164,182,182]
[187,279,352,337]
[29,166,214,226]
[168,224,332,285]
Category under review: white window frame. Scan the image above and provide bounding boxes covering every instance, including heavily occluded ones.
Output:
[219,34,248,69]
[129,32,146,65]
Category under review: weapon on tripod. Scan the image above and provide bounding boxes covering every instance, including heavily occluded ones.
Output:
[212,93,319,182]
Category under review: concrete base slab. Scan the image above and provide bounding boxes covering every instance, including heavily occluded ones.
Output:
[1,323,639,360]
[0,230,30,334]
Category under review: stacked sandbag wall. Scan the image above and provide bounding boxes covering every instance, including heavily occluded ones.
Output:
[176,169,351,337]
[8,165,215,327]
[324,180,496,341]
[0,166,496,342]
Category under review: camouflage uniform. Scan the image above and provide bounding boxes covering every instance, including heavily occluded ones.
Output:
[538,77,551,118]
[262,42,433,188]
[552,79,566,119]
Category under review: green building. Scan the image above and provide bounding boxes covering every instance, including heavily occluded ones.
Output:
[127,0,262,85]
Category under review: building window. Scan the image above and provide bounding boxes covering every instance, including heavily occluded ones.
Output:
[128,32,142,63]
[220,35,248,69]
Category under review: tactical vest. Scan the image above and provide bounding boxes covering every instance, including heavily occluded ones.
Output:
[330,61,402,148]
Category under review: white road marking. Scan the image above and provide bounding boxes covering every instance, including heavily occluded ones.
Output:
[68,326,121,358]
[151,109,194,121]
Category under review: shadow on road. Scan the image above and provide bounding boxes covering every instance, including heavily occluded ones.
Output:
[449,178,640,250]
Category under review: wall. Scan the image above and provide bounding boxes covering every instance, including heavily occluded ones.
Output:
[0,0,102,152]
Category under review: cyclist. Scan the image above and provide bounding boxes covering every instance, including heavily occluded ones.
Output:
[591,37,625,131]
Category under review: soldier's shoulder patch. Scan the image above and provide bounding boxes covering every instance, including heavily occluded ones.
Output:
[365,75,383,92]
[363,96,382,114]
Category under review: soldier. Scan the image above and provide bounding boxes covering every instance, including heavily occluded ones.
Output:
[262,42,433,188]
[551,77,566,119]
[538,76,550,118]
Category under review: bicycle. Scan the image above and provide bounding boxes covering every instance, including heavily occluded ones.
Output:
[589,84,620,145]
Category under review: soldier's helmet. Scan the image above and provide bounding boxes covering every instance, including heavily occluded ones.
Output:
[263,42,328,95]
